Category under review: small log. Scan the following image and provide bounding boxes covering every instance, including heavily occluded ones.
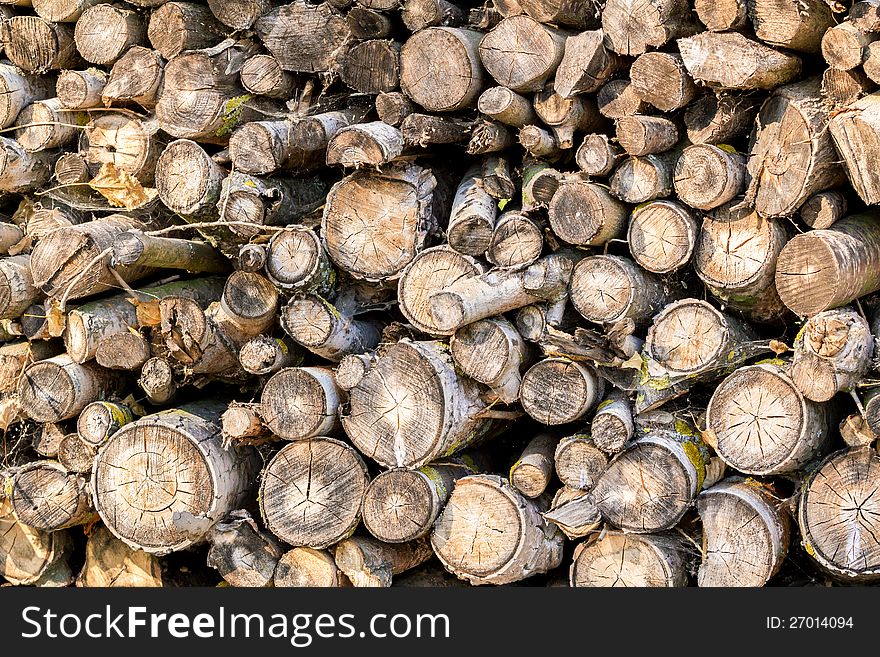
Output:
[591,392,633,454]
[274,547,347,587]
[74,4,146,65]
[240,55,296,99]
[148,2,224,59]
[799,190,848,229]
[481,154,516,199]
[208,0,272,29]
[228,119,299,176]
[237,243,267,272]
[852,0,880,31]
[0,64,53,130]
[627,200,698,274]
[677,32,802,90]
[53,152,91,186]
[522,163,563,209]
[295,108,370,152]
[450,316,532,403]
[697,478,790,587]
[397,246,484,336]
[95,331,150,370]
[799,447,880,581]
[432,474,563,585]
[554,29,622,98]
[570,532,689,587]
[345,7,393,40]
[575,133,622,176]
[53,432,96,473]
[212,270,278,344]
[221,402,269,445]
[747,79,844,218]
[362,462,472,543]
[0,222,24,256]
[375,92,417,127]
[707,362,831,474]
[325,121,404,168]
[340,39,400,94]
[56,68,106,109]
[0,138,54,192]
[254,1,350,73]
[33,0,106,21]
[80,113,159,183]
[828,94,880,205]
[596,78,647,118]
[18,354,121,422]
[750,0,834,53]
[519,124,563,159]
[447,164,497,255]
[342,339,494,468]
[479,16,568,93]
[486,211,543,269]
[401,0,464,31]
[265,226,335,296]
[260,366,341,440]
[601,0,698,56]
[510,433,558,498]
[615,115,678,156]
[477,86,537,127]
[684,92,760,145]
[0,498,72,586]
[533,88,600,149]
[0,254,39,320]
[553,433,608,490]
[569,254,669,328]
[543,487,601,539]
[110,232,229,274]
[630,52,696,112]
[259,437,369,548]
[400,27,485,112]
[77,400,134,447]
[694,208,788,323]
[0,17,80,73]
[15,98,83,153]
[138,356,177,405]
[673,144,747,211]
[206,509,284,587]
[821,67,873,108]
[520,357,604,425]
[790,307,873,402]
[466,119,515,155]
[335,536,433,588]
[76,524,163,587]
[695,0,747,30]
[155,139,226,217]
[822,22,875,71]
[858,41,880,83]
[775,213,880,316]
[93,402,259,554]
[516,0,595,27]
[840,413,877,448]
[239,335,301,376]
[591,425,709,532]
[281,293,382,362]
[102,46,164,109]
[548,178,627,245]
[10,461,92,530]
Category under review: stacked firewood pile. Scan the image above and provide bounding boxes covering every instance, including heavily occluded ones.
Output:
[3,0,880,589]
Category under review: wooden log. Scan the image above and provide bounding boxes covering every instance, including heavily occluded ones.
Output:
[259,437,368,548]
[10,460,92,530]
[775,213,880,316]
[517,0,595,27]
[706,362,831,474]
[627,200,698,274]
[678,32,802,90]
[95,331,151,370]
[93,402,259,554]
[852,0,880,31]
[799,190,847,229]
[748,79,844,218]
[254,2,350,73]
[486,211,543,268]
[74,4,146,65]
[790,307,873,402]
[601,0,698,56]
[138,356,177,405]
[519,124,563,160]
[374,94,416,130]
[259,367,341,440]
[81,113,160,184]
[0,340,58,392]
[554,29,622,98]
[615,115,678,156]
[684,92,760,145]
[54,152,91,187]
[428,250,578,332]
[0,222,24,256]
[18,354,120,422]
[542,487,601,539]
[822,22,875,71]
[102,46,164,110]
[325,121,404,168]
[697,478,790,587]
[575,133,622,177]
[342,339,494,468]
[553,433,608,490]
[208,0,272,29]
[220,401,269,445]
[611,154,675,210]
[630,52,695,112]
[694,208,788,323]
[477,86,537,128]
[674,144,747,211]
[450,316,532,403]
[56,68,106,110]
[77,400,134,447]
[749,0,834,53]
[596,78,647,118]
[431,474,563,585]
[397,246,484,336]
[446,165,496,256]
[0,64,53,130]
[15,98,82,153]
[799,447,880,581]
[822,67,873,108]
[549,178,627,245]
[591,426,709,532]
[212,270,278,344]
[340,39,400,94]
[322,162,442,282]
[400,27,485,112]
[76,524,163,587]
[510,433,558,498]
[862,41,880,83]
[591,392,633,454]
[0,254,38,320]
[148,2,224,60]
[363,462,472,543]
[695,0,747,30]
[281,293,382,362]
[402,0,464,31]
[240,55,295,99]
[295,108,370,152]
[570,532,689,587]
[520,357,604,425]
[478,16,567,93]
[265,226,335,296]
[401,113,474,147]
[274,547,347,587]
[237,243,267,272]
[466,119,515,155]
[32,0,106,21]
[206,509,284,587]
[569,255,669,328]
[335,536,433,588]
[110,232,229,274]
[155,139,225,217]
[56,433,99,473]
[533,88,600,149]
[0,17,80,73]
[346,6,393,39]
[0,498,72,586]
[239,335,301,376]
[0,138,54,192]
[827,93,880,205]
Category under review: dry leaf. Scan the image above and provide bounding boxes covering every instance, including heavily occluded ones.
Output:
[46,300,66,337]
[0,397,21,432]
[769,339,789,355]
[88,162,158,210]
[129,296,161,327]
